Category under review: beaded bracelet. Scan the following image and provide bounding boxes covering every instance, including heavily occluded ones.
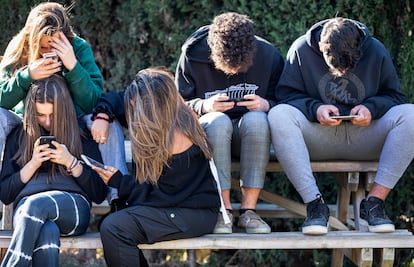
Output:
[91,115,112,123]
[66,157,80,175]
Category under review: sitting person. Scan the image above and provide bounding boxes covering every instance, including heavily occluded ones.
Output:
[0,2,127,208]
[0,74,107,266]
[175,12,284,234]
[90,67,222,266]
[268,17,414,235]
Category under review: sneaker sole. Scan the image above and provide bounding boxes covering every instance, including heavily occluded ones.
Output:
[302,225,328,235]
[359,218,395,233]
[245,227,271,234]
[212,228,233,234]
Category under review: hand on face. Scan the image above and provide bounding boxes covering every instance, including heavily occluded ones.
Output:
[48,31,77,71]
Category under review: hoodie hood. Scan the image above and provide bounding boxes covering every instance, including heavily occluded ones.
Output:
[180,25,211,63]
[305,18,372,56]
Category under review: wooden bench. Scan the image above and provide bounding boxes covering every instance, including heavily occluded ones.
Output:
[1,141,413,267]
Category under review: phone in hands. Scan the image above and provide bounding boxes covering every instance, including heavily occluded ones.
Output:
[329,115,359,120]
[39,136,56,149]
[81,154,105,169]
[43,52,59,62]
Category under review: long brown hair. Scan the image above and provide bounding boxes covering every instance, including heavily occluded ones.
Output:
[125,67,212,184]
[0,2,75,76]
[17,74,82,179]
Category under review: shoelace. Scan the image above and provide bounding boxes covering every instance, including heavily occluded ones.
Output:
[369,201,386,217]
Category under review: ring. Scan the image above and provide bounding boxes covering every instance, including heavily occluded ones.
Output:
[100,137,106,140]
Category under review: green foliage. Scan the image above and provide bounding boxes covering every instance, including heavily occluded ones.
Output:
[1,0,413,100]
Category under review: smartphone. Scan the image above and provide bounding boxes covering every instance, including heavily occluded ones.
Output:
[329,115,359,120]
[81,154,106,169]
[43,52,59,61]
[39,136,56,149]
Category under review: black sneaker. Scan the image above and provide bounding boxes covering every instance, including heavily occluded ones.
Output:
[302,195,330,235]
[360,197,395,233]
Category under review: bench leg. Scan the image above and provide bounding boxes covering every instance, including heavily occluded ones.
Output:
[331,249,344,267]
[344,248,373,267]
[376,248,394,267]
[187,249,196,267]
[352,183,366,231]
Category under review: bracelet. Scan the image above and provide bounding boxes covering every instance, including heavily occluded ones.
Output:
[92,115,111,122]
[66,158,80,175]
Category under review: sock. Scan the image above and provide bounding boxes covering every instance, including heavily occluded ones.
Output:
[239,208,256,215]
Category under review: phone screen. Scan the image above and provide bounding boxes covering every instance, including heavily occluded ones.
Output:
[81,154,105,169]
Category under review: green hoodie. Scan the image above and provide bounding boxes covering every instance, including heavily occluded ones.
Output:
[0,36,104,117]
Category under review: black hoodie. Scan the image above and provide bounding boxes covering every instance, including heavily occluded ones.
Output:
[175,25,284,119]
[275,19,405,122]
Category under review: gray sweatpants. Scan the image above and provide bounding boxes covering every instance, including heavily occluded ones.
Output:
[268,104,414,203]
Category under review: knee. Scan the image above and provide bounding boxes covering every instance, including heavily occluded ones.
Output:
[38,221,60,244]
[268,104,301,128]
[99,213,120,242]
[15,197,46,219]
[240,111,269,134]
[201,112,232,137]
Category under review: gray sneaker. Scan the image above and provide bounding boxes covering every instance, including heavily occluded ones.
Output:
[213,210,233,234]
[237,210,271,234]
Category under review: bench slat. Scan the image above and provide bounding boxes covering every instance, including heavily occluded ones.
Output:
[1,230,412,250]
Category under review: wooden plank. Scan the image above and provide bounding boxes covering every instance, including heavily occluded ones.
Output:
[231,161,379,173]
[1,230,412,250]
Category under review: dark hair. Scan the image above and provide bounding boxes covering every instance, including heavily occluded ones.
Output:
[18,74,82,180]
[207,12,256,74]
[319,17,363,76]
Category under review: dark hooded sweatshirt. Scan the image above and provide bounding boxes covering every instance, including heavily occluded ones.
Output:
[175,25,284,119]
[275,19,405,122]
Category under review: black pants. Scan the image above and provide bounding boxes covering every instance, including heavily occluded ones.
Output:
[100,205,218,267]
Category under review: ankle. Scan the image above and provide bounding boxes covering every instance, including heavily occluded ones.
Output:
[239,208,256,215]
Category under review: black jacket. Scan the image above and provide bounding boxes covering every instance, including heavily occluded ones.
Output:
[275,19,405,121]
[175,25,284,119]
[0,124,107,206]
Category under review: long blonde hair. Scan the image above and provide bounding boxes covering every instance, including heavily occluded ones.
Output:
[0,2,75,76]
[125,67,212,184]
[17,74,82,180]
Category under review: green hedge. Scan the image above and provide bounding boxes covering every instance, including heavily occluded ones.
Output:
[1,0,413,99]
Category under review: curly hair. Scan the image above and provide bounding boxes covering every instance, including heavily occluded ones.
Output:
[319,17,363,76]
[207,12,256,74]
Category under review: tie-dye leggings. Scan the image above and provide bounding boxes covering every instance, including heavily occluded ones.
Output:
[1,190,90,267]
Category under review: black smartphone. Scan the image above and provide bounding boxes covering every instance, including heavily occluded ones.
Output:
[81,154,106,169]
[39,136,56,149]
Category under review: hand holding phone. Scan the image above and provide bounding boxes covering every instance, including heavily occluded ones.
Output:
[39,136,56,149]
[43,52,59,61]
[81,154,105,169]
[329,115,359,120]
